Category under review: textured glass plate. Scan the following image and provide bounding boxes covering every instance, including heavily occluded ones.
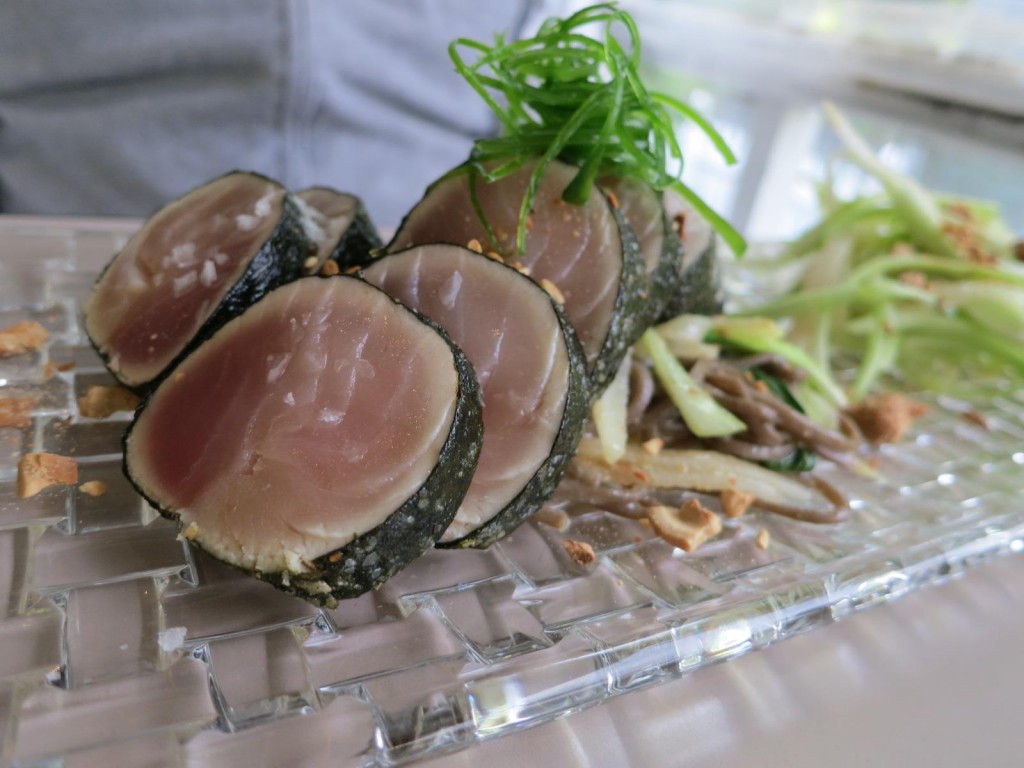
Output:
[1,217,1022,767]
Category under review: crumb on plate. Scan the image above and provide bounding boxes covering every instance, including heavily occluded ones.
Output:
[320,260,340,276]
[18,452,78,498]
[846,393,928,444]
[0,396,38,429]
[647,498,722,552]
[177,521,200,542]
[78,480,108,497]
[563,538,596,566]
[755,527,771,550]
[0,321,48,358]
[720,488,755,519]
[78,385,140,419]
[962,408,990,430]
[641,437,664,456]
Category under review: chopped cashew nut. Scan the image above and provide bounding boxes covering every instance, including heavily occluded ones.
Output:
[0,397,38,428]
[78,385,140,419]
[846,393,927,444]
[18,453,78,498]
[755,528,771,550]
[78,480,108,497]
[647,499,722,552]
[641,437,664,456]
[0,321,48,358]
[563,538,596,566]
[721,488,755,519]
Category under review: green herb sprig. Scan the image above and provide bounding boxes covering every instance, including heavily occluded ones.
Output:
[449,3,744,256]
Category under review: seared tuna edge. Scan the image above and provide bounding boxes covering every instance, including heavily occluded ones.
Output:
[439,279,589,549]
[589,202,647,395]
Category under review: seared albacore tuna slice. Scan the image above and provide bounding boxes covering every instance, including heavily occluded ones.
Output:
[296,187,382,273]
[124,276,483,606]
[362,244,588,548]
[600,177,722,322]
[388,159,646,394]
[85,172,315,392]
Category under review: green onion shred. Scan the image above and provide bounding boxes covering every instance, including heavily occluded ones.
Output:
[449,2,744,256]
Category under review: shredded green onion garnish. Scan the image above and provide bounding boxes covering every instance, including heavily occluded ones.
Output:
[449,2,745,256]
[742,103,1024,398]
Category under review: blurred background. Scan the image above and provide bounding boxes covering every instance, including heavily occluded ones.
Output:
[1,0,1020,241]
[622,0,1024,241]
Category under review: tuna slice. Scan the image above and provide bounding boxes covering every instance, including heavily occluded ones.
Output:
[124,276,484,605]
[362,244,588,548]
[600,177,722,322]
[85,171,315,392]
[388,159,646,393]
[296,187,382,273]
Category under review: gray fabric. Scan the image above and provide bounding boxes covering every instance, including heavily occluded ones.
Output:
[0,1,556,225]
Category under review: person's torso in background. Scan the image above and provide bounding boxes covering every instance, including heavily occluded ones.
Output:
[0,0,561,226]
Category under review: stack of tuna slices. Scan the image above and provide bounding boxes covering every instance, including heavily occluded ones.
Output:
[85,165,717,607]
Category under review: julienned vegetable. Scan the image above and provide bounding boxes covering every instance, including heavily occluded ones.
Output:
[707,316,848,408]
[636,328,745,438]
[448,2,745,257]
[742,103,1024,399]
[573,439,845,523]
[588,313,863,476]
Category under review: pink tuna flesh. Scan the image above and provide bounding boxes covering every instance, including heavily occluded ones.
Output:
[363,245,570,542]
[125,276,459,573]
[390,159,622,369]
[85,173,286,387]
[297,188,360,270]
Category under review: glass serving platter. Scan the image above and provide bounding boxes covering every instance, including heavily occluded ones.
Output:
[1,216,1022,767]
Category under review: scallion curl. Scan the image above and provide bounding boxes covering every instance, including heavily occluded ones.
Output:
[450,3,745,256]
